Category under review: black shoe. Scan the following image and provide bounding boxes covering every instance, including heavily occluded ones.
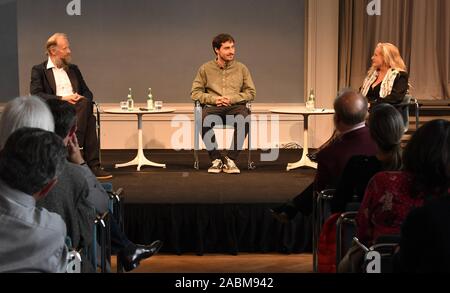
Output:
[270,209,290,224]
[118,240,163,272]
[306,152,318,162]
[91,165,113,179]
[270,203,298,223]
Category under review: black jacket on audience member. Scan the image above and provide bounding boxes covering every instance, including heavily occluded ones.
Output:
[395,195,450,273]
[330,155,382,213]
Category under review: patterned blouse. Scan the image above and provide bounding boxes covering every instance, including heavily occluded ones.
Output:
[356,171,424,246]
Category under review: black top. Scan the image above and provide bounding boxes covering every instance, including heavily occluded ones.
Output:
[330,155,383,213]
[366,71,409,105]
[395,195,450,273]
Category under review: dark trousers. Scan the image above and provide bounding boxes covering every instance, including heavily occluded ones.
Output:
[75,98,100,168]
[110,217,133,254]
[201,104,250,161]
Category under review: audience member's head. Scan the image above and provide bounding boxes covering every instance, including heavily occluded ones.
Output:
[0,128,67,197]
[403,119,450,198]
[0,96,54,149]
[369,103,405,170]
[333,89,368,131]
[46,99,77,141]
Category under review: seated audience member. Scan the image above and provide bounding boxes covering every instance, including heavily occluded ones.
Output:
[395,195,450,273]
[47,98,163,272]
[0,128,68,273]
[394,120,450,273]
[0,96,95,272]
[0,96,162,272]
[271,89,378,222]
[331,103,404,213]
[339,119,450,272]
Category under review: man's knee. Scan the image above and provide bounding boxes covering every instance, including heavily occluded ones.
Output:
[76,98,93,114]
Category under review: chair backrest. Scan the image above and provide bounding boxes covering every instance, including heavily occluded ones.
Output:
[336,211,358,269]
[312,189,335,272]
[393,95,420,132]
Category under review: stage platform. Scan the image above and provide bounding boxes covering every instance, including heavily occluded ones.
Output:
[101,149,315,255]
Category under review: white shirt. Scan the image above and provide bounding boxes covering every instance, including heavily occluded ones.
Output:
[47,57,74,97]
[341,122,366,135]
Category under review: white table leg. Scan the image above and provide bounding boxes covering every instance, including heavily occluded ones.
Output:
[287,113,317,171]
[115,113,167,171]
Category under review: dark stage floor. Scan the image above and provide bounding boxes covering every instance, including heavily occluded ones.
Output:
[99,149,316,253]
[100,149,316,204]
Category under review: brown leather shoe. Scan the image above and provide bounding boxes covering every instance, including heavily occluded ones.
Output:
[91,165,113,179]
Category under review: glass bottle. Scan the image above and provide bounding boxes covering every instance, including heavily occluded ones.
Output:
[306,88,315,111]
[147,88,154,110]
[127,88,134,110]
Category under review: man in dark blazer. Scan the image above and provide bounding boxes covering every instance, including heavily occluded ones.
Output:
[272,89,378,221]
[30,33,111,179]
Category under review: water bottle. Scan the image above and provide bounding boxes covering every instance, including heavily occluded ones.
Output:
[147,88,154,110]
[306,88,315,111]
[127,88,134,110]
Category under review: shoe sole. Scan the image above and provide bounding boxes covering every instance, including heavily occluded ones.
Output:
[96,175,113,179]
[208,169,222,174]
[223,169,240,174]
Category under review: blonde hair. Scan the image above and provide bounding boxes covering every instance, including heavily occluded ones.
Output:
[369,42,407,75]
[46,33,68,55]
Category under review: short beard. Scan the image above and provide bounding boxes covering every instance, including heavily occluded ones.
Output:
[61,57,71,69]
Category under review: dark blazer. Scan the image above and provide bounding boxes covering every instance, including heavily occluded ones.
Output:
[331,155,382,213]
[30,60,93,101]
[315,126,378,193]
[395,195,450,273]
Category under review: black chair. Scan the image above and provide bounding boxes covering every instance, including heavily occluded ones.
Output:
[193,100,255,170]
[335,210,359,270]
[312,189,335,272]
[393,95,420,132]
[92,101,102,163]
[353,234,400,273]
[102,183,125,273]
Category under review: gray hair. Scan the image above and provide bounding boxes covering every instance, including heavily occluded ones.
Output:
[0,96,54,149]
[0,128,67,195]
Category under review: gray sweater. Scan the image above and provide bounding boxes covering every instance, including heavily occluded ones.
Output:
[37,161,96,272]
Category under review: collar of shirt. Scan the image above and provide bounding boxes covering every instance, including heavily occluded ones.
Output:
[47,57,57,70]
[341,122,366,135]
[0,179,36,207]
[215,59,235,70]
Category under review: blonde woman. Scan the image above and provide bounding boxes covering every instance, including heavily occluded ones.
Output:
[360,43,409,106]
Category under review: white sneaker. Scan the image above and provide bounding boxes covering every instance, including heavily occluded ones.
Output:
[223,157,240,174]
[208,159,223,174]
